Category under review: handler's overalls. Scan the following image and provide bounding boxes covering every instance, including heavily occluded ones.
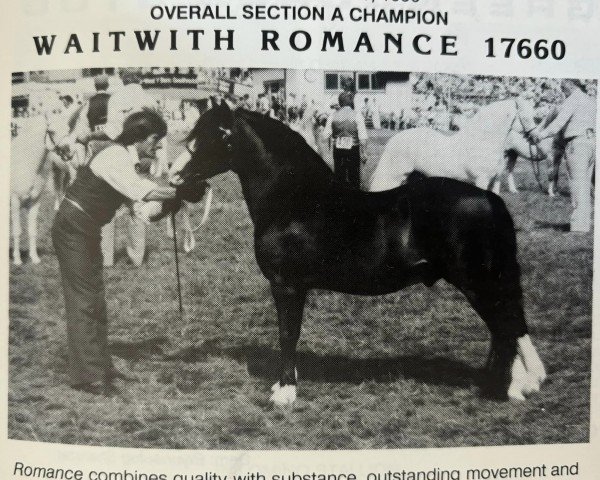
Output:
[327,106,367,189]
[52,143,156,389]
[539,88,596,232]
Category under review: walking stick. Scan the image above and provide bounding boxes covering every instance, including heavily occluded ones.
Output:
[170,211,184,316]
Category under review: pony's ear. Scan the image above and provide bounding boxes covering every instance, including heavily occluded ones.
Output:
[218,100,234,128]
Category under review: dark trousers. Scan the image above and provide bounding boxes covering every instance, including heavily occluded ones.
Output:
[51,201,108,386]
[333,146,361,189]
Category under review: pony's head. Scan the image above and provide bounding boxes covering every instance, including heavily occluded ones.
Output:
[169,102,235,186]
[505,97,548,161]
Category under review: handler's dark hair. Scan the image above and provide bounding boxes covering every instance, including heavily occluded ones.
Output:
[117,108,167,146]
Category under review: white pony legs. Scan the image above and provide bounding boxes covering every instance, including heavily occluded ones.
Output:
[507,334,547,402]
[182,205,196,253]
[27,201,41,264]
[507,173,518,193]
[11,196,22,266]
[10,196,41,265]
[165,204,197,253]
[492,179,501,195]
[494,173,518,194]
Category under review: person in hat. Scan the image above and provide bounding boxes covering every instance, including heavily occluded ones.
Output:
[531,79,596,232]
[322,91,368,189]
[51,109,204,395]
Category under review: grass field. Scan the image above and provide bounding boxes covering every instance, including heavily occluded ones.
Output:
[8,129,593,449]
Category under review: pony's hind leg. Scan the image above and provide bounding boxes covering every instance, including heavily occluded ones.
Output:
[548,148,563,197]
[444,196,545,400]
[27,200,41,264]
[270,284,306,405]
[10,197,22,265]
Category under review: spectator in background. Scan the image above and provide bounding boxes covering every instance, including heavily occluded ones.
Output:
[371,98,381,129]
[323,91,368,190]
[532,79,596,233]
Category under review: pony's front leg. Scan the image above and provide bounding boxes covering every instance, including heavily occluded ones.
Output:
[491,178,501,195]
[182,203,196,253]
[548,149,562,197]
[270,284,306,405]
[27,200,41,264]
[506,152,519,193]
[10,197,22,266]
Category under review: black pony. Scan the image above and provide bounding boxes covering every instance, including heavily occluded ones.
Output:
[170,102,546,405]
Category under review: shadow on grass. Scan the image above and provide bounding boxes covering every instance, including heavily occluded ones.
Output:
[159,340,482,389]
[533,221,570,232]
[8,248,51,262]
[110,336,169,360]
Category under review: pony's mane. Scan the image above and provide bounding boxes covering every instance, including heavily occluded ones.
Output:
[236,109,334,178]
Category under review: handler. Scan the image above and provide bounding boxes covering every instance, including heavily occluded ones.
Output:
[52,109,182,395]
[67,69,169,266]
[323,91,368,189]
[532,79,596,232]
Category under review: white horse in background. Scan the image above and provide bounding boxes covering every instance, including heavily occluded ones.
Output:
[49,104,87,210]
[497,104,566,197]
[369,98,538,192]
[10,105,80,265]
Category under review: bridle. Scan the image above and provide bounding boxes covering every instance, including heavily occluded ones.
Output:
[508,99,546,192]
[43,114,73,162]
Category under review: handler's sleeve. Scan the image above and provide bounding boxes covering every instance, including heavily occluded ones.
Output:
[539,95,576,139]
[90,146,157,201]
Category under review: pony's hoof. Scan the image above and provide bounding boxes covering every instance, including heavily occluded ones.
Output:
[508,356,528,401]
[13,258,22,266]
[271,381,281,392]
[30,255,41,265]
[528,362,547,389]
[270,385,297,405]
[183,235,196,253]
[507,388,526,402]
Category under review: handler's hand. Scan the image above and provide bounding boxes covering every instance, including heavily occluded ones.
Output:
[144,186,177,201]
[529,128,542,143]
[135,198,182,223]
[176,178,210,203]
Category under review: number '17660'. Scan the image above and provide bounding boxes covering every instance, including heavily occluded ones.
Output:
[485,38,566,60]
